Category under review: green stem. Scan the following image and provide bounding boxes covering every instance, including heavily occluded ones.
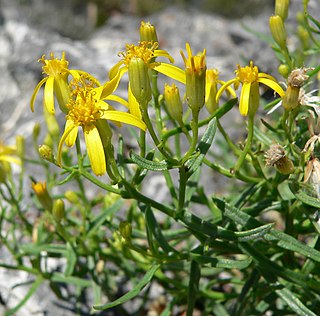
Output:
[234,114,255,173]
[183,110,199,163]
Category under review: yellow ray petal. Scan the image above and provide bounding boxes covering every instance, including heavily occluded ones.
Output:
[102,67,127,99]
[154,49,175,63]
[105,95,129,108]
[101,111,146,131]
[128,85,142,118]
[83,124,106,176]
[44,76,55,114]
[239,82,251,116]
[0,155,21,165]
[153,63,186,84]
[30,77,47,112]
[57,121,78,166]
[65,119,79,147]
[109,61,125,80]
[258,77,285,98]
[216,78,238,103]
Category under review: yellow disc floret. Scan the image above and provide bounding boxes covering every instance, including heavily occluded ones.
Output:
[39,52,69,78]
[120,41,159,66]
[236,61,259,83]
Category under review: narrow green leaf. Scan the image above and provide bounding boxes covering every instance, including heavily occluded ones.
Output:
[191,253,252,270]
[187,260,201,316]
[51,272,92,287]
[130,150,178,171]
[20,243,67,255]
[64,242,77,276]
[145,207,177,254]
[276,286,317,316]
[5,275,43,316]
[93,264,160,310]
[289,181,320,208]
[221,199,320,263]
[186,118,217,174]
[235,223,274,242]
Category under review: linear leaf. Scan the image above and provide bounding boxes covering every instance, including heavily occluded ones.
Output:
[5,275,43,316]
[93,264,160,310]
[130,151,178,171]
[289,181,320,208]
[186,118,217,174]
[276,286,317,316]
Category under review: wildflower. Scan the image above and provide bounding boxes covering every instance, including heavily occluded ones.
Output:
[30,52,77,114]
[265,143,295,174]
[32,181,53,211]
[282,67,312,110]
[109,41,186,102]
[52,199,65,222]
[205,69,236,114]
[216,61,285,116]
[275,0,290,21]
[58,74,146,176]
[181,43,206,112]
[299,89,320,115]
[164,83,183,124]
[0,140,20,166]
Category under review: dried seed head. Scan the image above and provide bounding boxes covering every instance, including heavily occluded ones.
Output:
[265,144,295,174]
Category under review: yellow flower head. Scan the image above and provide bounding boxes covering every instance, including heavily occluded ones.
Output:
[216,61,285,116]
[30,52,77,114]
[205,68,236,114]
[32,181,53,211]
[180,43,206,111]
[181,43,206,76]
[58,74,146,176]
[109,40,185,95]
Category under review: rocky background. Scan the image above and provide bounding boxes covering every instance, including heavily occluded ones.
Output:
[0,0,318,315]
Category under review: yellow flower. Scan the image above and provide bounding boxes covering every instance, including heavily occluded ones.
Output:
[30,52,80,114]
[180,43,206,111]
[32,181,53,211]
[0,140,20,182]
[205,69,236,114]
[109,41,186,91]
[58,74,146,176]
[216,61,285,116]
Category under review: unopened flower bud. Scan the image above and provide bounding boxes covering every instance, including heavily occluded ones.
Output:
[32,181,53,211]
[95,260,105,274]
[275,0,290,20]
[39,144,54,162]
[297,25,309,49]
[278,64,290,78]
[33,123,41,141]
[140,21,158,43]
[164,83,183,124]
[269,15,287,51]
[65,190,79,204]
[181,43,206,113]
[265,144,295,174]
[119,221,132,240]
[128,57,152,106]
[52,199,65,222]
[15,135,25,158]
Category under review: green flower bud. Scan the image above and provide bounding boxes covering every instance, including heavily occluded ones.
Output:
[65,190,79,204]
[278,64,290,78]
[32,181,53,211]
[275,0,290,21]
[16,135,25,158]
[39,144,54,162]
[119,221,132,240]
[269,15,287,51]
[164,83,183,124]
[52,199,65,222]
[140,21,158,43]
